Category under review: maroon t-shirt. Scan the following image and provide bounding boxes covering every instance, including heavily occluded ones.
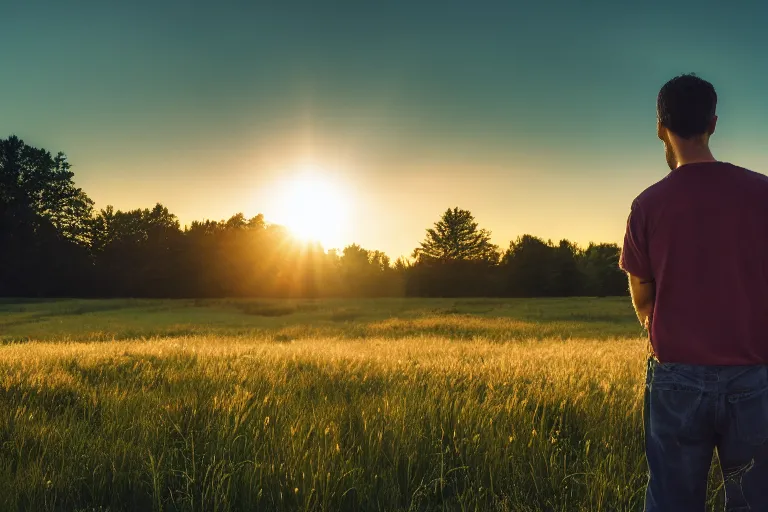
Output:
[620,161,768,365]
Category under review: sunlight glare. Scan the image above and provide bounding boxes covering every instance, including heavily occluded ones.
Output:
[272,168,349,248]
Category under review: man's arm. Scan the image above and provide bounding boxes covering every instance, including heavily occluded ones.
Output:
[628,274,655,330]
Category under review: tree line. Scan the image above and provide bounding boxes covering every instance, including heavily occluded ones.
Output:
[0,136,627,298]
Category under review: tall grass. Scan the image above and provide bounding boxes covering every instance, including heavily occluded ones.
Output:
[0,298,640,343]
[0,299,726,511]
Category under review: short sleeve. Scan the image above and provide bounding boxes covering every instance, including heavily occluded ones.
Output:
[619,200,653,280]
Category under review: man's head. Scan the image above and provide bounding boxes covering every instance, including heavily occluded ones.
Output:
[657,74,718,170]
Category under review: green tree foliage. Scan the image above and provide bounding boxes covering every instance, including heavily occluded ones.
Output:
[503,235,554,296]
[338,245,401,297]
[414,207,499,263]
[0,136,94,296]
[408,208,501,297]
[551,240,583,296]
[500,237,624,298]
[90,204,184,296]
[0,135,94,242]
[0,136,627,298]
[579,243,627,297]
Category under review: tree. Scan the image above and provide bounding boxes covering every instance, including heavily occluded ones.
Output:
[579,243,626,297]
[551,239,583,297]
[337,244,395,297]
[0,136,94,296]
[413,207,499,263]
[89,203,183,296]
[393,257,411,272]
[408,208,500,297]
[0,135,93,243]
[502,235,554,297]
[0,136,632,299]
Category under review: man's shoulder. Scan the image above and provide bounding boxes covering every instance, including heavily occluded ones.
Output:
[633,162,768,208]
[632,174,674,210]
[734,164,768,186]
[720,163,768,199]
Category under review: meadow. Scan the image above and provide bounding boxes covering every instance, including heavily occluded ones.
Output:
[0,298,725,511]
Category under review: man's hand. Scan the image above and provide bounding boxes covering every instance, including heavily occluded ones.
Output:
[628,274,655,331]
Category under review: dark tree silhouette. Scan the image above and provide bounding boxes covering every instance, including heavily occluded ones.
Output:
[408,208,500,297]
[0,136,94,296]
[579,243,627,297]
[89,204,183,296]
[413,207,499,263]
[0,136,94,242]
[551,240,583,297]
[0,136,629,299]
[503,235,554,297]
[337,245,401,297]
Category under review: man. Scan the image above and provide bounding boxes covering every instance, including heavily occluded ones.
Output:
[621,74,768,510]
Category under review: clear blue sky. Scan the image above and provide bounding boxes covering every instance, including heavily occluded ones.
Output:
[3,0,768,258]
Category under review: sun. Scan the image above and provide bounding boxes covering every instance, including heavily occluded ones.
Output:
[272,170,349,248]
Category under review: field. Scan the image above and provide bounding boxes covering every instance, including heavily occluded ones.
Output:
[0,298,724,511]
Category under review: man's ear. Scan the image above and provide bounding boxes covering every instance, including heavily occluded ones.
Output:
[657,119,665,141]
[708,115,718,135]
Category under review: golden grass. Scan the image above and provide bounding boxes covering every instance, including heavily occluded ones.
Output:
[0,299,726,511]
[0,335,661,512]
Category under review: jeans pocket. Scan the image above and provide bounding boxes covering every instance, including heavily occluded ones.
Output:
[650,387,705,439]
[649,363,707,440]
[729,386,768,446]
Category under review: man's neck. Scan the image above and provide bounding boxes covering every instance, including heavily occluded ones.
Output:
[674,145,717,169]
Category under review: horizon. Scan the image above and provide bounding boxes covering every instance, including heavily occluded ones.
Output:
[0,131,634,260]
[4,1,768,259]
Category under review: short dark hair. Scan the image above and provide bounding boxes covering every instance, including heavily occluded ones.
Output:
[657,74,717,139]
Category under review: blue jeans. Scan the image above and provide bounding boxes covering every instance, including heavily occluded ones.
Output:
[645,358,768,511]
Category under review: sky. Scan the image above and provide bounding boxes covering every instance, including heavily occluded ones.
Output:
[3,0,768,259]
